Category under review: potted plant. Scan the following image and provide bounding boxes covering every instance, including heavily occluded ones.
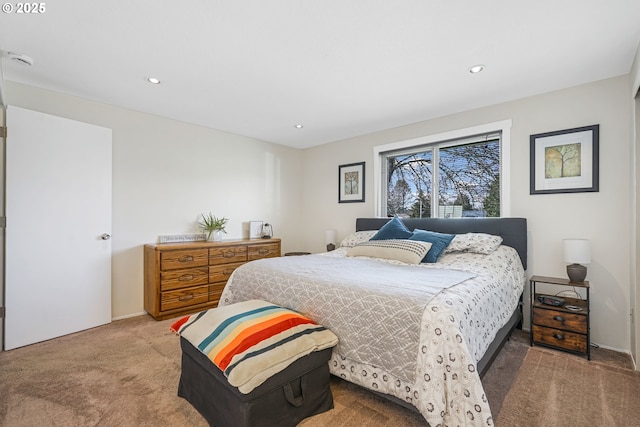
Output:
[199,213,229,242]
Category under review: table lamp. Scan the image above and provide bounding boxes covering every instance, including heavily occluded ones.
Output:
[563,239,591,282]
[325,229,336,252]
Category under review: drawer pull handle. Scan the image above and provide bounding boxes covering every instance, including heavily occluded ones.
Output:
[179,275,194,281]
[553,333,565,340]
[258,249,269,256]
[178,255,194,263]
[223,268,235,275]
[179,293,194,302]
[553,315,565,322]
[223,250,236,258]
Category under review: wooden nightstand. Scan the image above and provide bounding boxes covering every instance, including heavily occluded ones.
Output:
[529,275,590,359]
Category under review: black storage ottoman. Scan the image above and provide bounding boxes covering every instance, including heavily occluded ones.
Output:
[178,336,334,427]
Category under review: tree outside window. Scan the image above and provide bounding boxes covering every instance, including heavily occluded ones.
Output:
[384,137,500,218]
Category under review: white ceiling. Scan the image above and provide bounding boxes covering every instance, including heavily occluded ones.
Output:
[1,1,639,149]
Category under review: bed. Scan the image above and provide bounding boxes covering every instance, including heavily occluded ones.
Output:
[219,217,527,427]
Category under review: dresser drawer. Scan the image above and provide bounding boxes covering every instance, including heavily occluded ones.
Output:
[160,285,209,312]
[208,283,226,304]
[161,249,208,270]
[209,246,247,265]
[533,307,587,334]
[248,243,280,260]
[160,267,209,291]
[209,262,244,284]
[532,325,588,353]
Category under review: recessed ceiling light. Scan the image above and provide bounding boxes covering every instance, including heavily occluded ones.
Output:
[146,77,161,84]
[468,65,485,74]
[294,124,304,129]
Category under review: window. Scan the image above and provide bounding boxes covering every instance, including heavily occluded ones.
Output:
[374,121,511,218]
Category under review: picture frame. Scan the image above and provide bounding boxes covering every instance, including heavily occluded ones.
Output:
[249,221,263,239]
[530,124,599,195]
[338,161,365,203]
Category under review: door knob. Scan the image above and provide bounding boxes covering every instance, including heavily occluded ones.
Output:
[100,233,112,240]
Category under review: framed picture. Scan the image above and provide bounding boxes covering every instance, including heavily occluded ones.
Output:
[530,124,599,195]
[338,162,365,203]
[249,221,263,239]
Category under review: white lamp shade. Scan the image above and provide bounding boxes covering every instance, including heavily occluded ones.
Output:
[563,239,591,264]
[325,229,337,245]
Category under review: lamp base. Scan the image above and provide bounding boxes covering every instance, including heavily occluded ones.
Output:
[567,263,587,282]
[326,243,335,252]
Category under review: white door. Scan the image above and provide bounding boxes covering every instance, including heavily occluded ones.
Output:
[5,106,112,350]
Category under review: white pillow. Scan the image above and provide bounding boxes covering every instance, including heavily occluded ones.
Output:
[339,230,378,248]
[444,233,503,255]
[346,239,432,265]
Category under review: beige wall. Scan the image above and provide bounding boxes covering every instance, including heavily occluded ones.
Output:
[3,75,636,354]
[301,75,633,352]
[4,82,304,319]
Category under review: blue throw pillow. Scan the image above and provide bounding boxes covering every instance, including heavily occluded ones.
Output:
[370,216,412,241]
[409,229,455,263]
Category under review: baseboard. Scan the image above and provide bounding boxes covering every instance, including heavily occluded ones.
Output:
[112,311,146,321]
[591,341,633,356]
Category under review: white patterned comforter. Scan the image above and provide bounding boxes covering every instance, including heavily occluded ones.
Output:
[219,245,525,427]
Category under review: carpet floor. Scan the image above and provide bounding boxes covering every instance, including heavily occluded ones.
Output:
[0,315,636,426]
[496,346,640,427]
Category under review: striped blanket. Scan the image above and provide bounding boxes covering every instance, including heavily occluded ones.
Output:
[170,300,339,394]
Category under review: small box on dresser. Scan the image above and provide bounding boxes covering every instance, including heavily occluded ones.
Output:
[144,238,281,320]
[529,275,590,359]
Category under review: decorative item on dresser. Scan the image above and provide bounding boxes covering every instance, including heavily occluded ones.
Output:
[144,238,281,320]
[198,212,229,242]
[260,223,273,239]
[530,275,590,359]
[249,221,263,239]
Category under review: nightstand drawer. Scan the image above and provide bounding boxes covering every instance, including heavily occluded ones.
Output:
[532,325,588,353]
[160,267,209,291]
[533,307,587,334]
[161,285,209,312]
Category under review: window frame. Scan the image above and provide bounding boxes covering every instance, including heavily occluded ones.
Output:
[373,120,512,218]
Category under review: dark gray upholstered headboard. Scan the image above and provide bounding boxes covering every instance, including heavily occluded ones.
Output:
[355,217,528,269]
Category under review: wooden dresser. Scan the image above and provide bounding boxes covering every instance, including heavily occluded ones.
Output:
[144,238,281,320]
